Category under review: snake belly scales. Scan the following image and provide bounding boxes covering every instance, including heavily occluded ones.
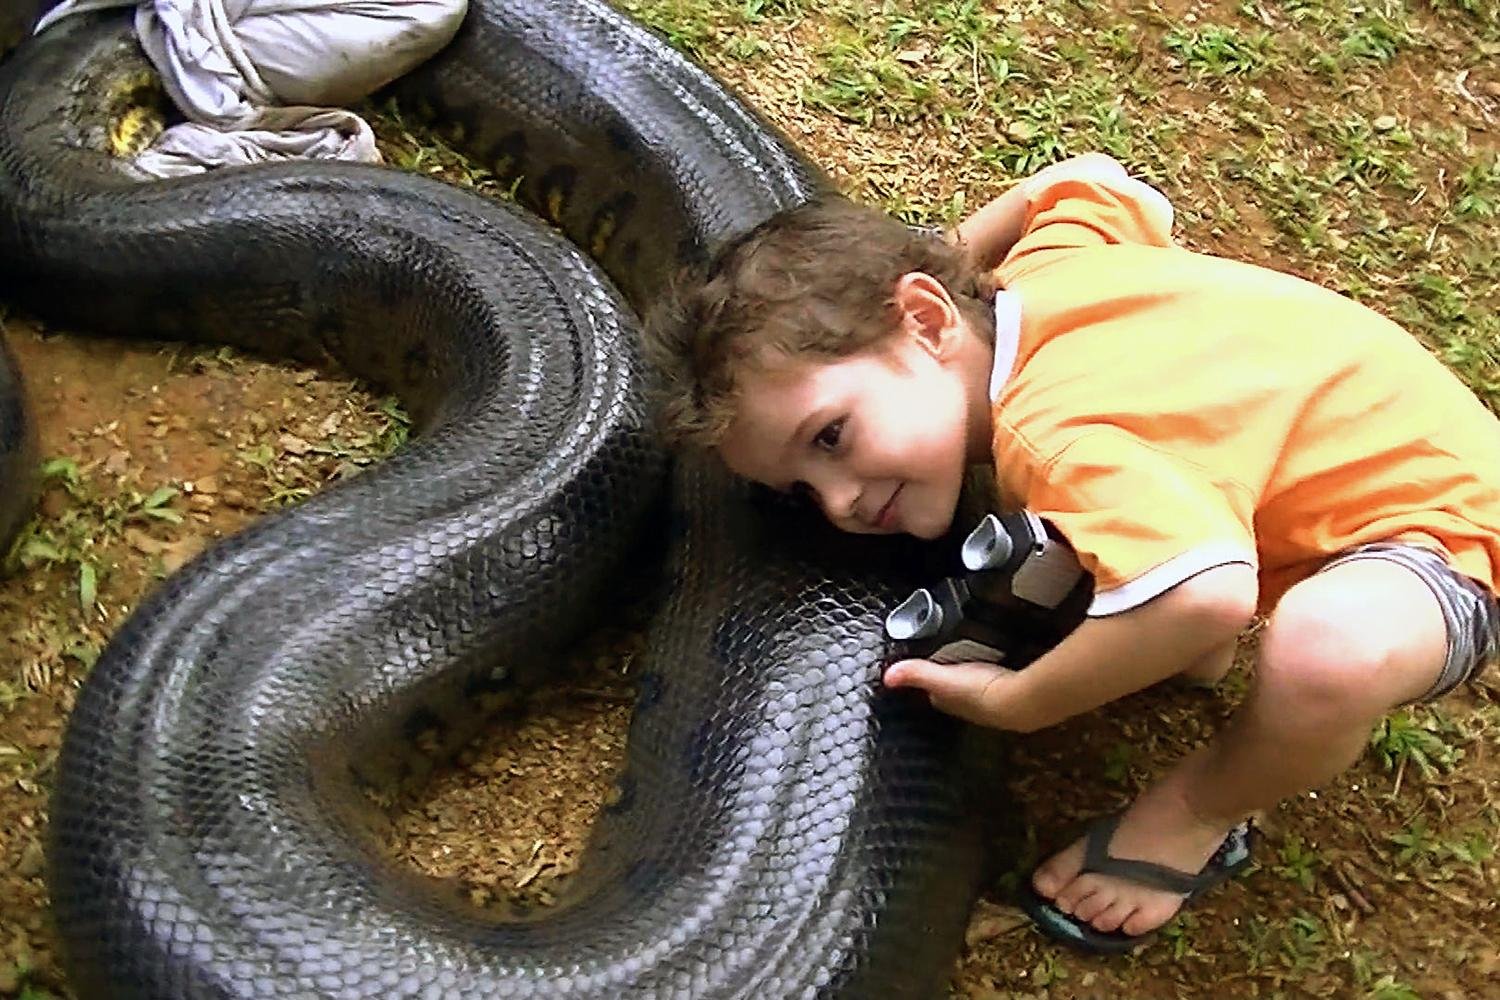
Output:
[0,1,1033,996]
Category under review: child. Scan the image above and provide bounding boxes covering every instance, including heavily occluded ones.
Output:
[643,153,1500,953]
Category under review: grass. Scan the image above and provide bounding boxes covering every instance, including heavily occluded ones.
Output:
[1272,833,1321,891]
[1364,975,1423,1000]
[368,98,508,197]
[1369,707,1465,791]
[6,963,60,1000]
[235,394,409,509]
[1163,24,1279,76]
[1454,154,1500,218]
[4,457,183,618]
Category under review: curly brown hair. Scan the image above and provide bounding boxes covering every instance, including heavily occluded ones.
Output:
[642,196,996,448]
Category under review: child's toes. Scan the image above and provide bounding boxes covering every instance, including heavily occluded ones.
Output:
[1120,895,1184,937]
[1052,872,1105,915]
[1070,888,1113,924]
[1090,899,1137,934]
[1031,839,1087,897]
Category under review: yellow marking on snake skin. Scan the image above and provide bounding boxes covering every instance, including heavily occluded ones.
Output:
[590,211,617,258]
[104,70,167,158]
[105,69,156,102]
[546,186,566,223]
[109,105,165,158]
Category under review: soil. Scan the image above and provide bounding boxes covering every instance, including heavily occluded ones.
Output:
[2,1,1498,998]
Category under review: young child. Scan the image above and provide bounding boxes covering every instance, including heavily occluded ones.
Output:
[643,153,1500,953]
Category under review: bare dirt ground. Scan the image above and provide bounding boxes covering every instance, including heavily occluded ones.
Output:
[2,0,1498,997]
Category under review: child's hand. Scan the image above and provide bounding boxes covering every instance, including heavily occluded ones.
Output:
[883,658,1046,732]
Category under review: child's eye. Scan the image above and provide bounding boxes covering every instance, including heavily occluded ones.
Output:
[813,417,846,451]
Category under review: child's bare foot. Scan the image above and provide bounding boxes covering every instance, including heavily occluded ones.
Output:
[1030,787,1239,938]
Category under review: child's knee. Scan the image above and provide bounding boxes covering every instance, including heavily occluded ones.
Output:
[1262,556,1455,712]
[1257,600,1405,716]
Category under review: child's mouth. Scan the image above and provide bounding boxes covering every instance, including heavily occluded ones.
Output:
[875,486,902,531]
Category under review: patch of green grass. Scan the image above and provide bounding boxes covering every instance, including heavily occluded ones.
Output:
[1387,816,1442,865]
[1441,825,1495,871]
[1272,833,1320,890]
[1312,112,1417,192]
[1278,0,1416,75]
[739,0,804,20]
[1429,0,1500,36]
[1029,950,1069,987]
[1344,12,1410,62]
[615,0,723,55]
[1278,911,1330,972]
[1335,11,1412,65]
[236,394,409,510]
[0,678,27,711]
[1163,24,1278,77]
[1101,741,1133,785]
[1253,164,1337,254]
[1453,155,1500,219]
[980,67,1158,175]
[9,961,61,1000]
[803,2,1026,127]
[722,34,771,59]
[4,458,183,614]
[1234,914,1278,972]
[369,99,508,196]
[805,35,936,125]
[1431,315,1500,409]
[1378,811,1495,876]
[1405,270,1476,321]
[1365,974,1423,1000]
[1159,911,1199,960]
[1094,22,1140,60]
[1369,708,1464,788]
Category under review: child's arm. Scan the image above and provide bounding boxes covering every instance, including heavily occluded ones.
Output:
[883,562,1256,732]
[950,152,1129,270]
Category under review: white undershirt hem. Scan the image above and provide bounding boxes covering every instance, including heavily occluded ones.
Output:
[1088,544,1257,617]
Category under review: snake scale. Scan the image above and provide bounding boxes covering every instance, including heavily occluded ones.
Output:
[0,1,1038,996]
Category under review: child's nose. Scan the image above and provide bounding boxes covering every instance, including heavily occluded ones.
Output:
[814,474,861,524]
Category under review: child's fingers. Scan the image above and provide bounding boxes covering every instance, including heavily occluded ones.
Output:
[883,658,949,692]
[884,658,1021,726]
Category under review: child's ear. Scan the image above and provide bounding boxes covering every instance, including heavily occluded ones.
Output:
[892,271,961,357]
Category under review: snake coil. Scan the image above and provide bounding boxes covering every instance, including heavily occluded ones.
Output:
[0,1,1009,996]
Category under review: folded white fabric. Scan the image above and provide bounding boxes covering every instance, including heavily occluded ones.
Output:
[36,0,467,178]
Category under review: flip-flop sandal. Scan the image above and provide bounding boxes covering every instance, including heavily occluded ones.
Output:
[1018,813,1257,955]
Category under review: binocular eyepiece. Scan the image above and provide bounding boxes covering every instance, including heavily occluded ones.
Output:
[885,510,1089,665]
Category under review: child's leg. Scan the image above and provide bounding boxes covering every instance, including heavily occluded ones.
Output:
[1175,638,1237,687]
[1033,556,1455,939]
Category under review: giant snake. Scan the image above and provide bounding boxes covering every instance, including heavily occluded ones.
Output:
[0,1,1047,996]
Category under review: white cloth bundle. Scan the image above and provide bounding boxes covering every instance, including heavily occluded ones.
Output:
[36,0,467,177]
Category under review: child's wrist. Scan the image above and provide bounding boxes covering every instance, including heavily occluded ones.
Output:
[998,666,1062,733]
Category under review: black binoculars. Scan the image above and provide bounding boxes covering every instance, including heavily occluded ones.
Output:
[885,510,1091,665]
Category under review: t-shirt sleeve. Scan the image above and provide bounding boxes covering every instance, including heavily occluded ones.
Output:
[1025,431,1257,616]
[999,159,1176,274]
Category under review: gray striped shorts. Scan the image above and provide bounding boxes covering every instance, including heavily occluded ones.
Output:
[1319,543,1500,701]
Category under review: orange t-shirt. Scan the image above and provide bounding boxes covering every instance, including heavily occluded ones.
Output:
[989,164,1500,616]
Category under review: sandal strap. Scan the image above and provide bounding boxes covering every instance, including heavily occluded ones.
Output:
[1081,814,1245,896]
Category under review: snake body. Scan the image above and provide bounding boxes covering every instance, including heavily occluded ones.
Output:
[0,3,1008,997]
[0,1,44,546]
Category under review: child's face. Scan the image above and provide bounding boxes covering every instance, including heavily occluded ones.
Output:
[717,274,988,540]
